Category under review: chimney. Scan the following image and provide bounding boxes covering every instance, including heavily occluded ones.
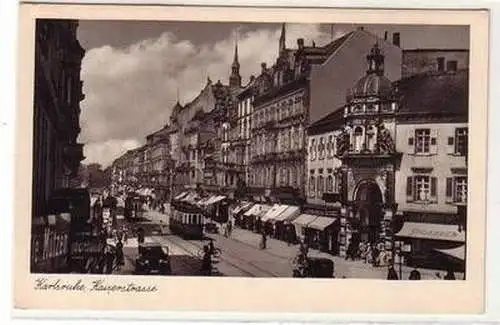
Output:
[297,38,304,50]
[261,62,267,73]
[392,32,400,47]
[384,31,388,41]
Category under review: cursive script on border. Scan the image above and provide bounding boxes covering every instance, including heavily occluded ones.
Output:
[34,277,158,294]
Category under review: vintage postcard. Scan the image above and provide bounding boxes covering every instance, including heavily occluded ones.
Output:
[13,3,488,316]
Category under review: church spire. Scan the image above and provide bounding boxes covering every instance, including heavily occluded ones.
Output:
[229,34,241,88]
[279,22,286,55]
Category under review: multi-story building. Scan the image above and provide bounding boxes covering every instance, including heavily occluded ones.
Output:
[392,68,468,266]
[143,126,172,200]
[402,48,469,78]
[31,19,86,272]
[235,76,256,187]
[249,25,402,203]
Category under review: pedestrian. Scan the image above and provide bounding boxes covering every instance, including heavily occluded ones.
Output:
[372,244,380,267]
[260,231,267,250]
[115,240,124,271]
[104,245,114,274]
[227,220,232,238]
[409,268,421,280]
[387,265,399,280]
[444,267,456,280]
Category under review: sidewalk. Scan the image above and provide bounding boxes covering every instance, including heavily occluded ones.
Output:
[224,226,464,280]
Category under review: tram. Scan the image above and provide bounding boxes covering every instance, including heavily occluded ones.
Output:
[169,201,204,239]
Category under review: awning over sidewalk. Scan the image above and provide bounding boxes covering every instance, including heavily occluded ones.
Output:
[181,192,200,204]
[232,202,253,215]
[261,204,289,222]
[307,216,337,231]
[274,205,301,223]
[434,245,466,261]
[292,214,318,228]
[243,204,271,217]
[395,222,465,242]
[206,195,226,205]
[174,192,188,200]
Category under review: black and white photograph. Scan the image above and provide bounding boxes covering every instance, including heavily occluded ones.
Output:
[29,18,473,281]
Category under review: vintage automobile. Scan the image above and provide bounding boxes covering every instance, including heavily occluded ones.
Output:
[135,242,172,275]
[292,257,335,278]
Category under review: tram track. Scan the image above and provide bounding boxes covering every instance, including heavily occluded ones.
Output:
[172,235,279,277]
[164,234,276,277]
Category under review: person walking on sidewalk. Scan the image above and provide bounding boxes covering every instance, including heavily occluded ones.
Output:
[115,240,124,271]
[260,231,267,250]
[387,265,399,280]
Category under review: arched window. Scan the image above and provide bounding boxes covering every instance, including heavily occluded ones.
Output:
[309,176,316,197]
[326,175,334,193]
[310,138,316,160]
[366,125,376,152]
[317,175,325,198]
[354,126,364,152]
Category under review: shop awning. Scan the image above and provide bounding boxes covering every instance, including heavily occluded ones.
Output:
[274,205,301,222]
[232,202,249,214]
[434,245,466,261]
[244,204,262,216]
[395,222,465,242]
[307,216,337,231]
[174,192,188,200]
[196,197,211,206]
[261,204,289,222]
[292,214,318,227]
[181,192,200,204]
[207,195,226,205]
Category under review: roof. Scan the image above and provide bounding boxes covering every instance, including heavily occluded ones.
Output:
[395,69,469,116]
[307,107,345,135]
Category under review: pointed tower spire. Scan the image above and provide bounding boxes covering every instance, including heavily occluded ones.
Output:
[279,22,286,55]
[229,30,242,88]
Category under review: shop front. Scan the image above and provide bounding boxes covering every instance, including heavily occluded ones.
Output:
[395,221,466,270]
[271,205,301,243]
[31,213,72,273]
[306,216,340,254]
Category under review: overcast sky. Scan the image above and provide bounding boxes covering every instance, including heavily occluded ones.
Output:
[75,21,469,167]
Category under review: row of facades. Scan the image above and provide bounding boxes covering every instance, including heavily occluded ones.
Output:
[111,25,469,261]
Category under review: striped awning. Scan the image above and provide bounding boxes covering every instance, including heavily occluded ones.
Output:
[307,216,337,231]
[174,192,188,200]
[261,204,288,222]
[273,205,301,223]
[292,214,318,227]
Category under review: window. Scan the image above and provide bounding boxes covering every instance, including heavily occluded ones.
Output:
[353,127,364,152]
[310,139,316,160]
[317,175,324,198]
[446,60,458,72]
[446,176,468,204]
[327,135,333,157]
[309,176,316,197]
[437,57,445,72]
[326,175,334,192]
[407,175,437,202]
[318,137,325,159]
[455,128,468,156]
[414,129,431,154]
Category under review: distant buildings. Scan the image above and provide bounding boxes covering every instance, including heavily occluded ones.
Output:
[31,19,86,272]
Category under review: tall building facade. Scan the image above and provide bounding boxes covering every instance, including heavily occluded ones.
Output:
[32,19,86,218]
[31,19,86,273]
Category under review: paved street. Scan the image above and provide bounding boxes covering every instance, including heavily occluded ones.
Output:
[108,208,464,279]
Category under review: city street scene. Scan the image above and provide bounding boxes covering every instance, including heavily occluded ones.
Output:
[31,19,468,280]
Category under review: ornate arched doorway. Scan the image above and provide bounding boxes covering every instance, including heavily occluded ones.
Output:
[353,181,384,245]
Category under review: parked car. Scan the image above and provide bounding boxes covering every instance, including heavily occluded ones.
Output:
[293,257,335,278]
[135,243,172,275]
[204,222,219,234]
